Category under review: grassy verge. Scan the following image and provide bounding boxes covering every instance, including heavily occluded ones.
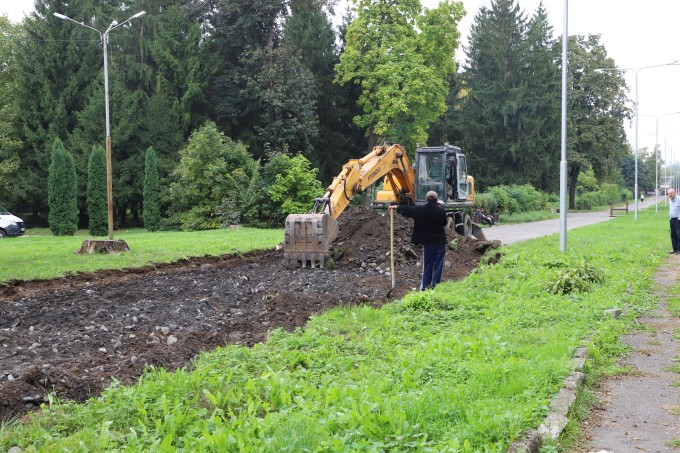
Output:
[0,210,669,451]
[0,228,283,283]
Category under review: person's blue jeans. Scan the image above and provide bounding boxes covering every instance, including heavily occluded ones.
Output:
[421,244,446,290]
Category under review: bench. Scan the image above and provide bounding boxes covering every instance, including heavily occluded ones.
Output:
[609,201,629,217]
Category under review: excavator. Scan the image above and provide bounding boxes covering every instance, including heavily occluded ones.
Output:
[284,143,485,267]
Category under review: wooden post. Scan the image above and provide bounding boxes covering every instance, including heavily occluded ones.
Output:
[390,207,395,289]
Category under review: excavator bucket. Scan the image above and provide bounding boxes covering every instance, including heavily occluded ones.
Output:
[471,222,486,241]
[284,214,339,267]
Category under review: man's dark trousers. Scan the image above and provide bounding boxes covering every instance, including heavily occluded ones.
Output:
[421,244,446,290]
[671,218,680,252]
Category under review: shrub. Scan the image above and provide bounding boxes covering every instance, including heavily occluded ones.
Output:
[167,122,260,231]
[48,138,78,236]
[487,186,519,214]
[505,184,546,211]
[86,145,108,236]
[577,192,599,210]
[474,192,499,214]
[599,183,621,204]
[143,147,161,232]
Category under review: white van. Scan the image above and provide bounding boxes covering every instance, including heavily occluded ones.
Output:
[0,204,25,238]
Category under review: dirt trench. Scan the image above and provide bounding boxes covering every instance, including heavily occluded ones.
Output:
[0,208,498,421]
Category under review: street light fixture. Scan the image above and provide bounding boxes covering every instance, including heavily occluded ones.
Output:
[54,10,146,240]
[597,61,679,220]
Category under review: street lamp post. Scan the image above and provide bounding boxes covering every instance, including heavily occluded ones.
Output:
[559,0,568,252]
[598,62,679,220]
[665,140,667,206]
[641,112,680,212]
[653,113,680,212]
[54,11,146,240]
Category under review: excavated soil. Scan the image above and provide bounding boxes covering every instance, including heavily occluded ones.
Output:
[0,208,498,421]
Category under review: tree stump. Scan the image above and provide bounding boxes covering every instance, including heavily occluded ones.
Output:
[75,239,130,254]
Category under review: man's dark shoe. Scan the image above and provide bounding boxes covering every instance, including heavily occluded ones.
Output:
[670,251,678,254]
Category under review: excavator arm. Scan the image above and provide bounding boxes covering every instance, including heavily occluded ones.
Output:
[284,143,416,267]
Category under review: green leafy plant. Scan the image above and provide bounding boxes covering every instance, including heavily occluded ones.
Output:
[268,154,323,216]
[546,259,604,295]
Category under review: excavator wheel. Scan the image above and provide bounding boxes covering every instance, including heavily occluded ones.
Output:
[452,212,472,236]
[284,213,339,268]
[450,213,486,240]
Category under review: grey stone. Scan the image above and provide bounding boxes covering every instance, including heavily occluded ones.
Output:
[573,347,588,358]
[604,307,622,318]
[564,372,585,390]
[573,357,586,371]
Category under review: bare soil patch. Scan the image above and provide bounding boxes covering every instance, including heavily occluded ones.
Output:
[0,208,498,421]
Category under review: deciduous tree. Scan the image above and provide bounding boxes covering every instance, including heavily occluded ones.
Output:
[563,34,630,208]
[335,0,464,150]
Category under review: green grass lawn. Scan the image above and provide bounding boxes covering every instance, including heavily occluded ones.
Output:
[0,210,671,451]
[0,227,283,283]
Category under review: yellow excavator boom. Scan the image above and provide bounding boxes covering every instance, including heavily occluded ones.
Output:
[284,143,415,267]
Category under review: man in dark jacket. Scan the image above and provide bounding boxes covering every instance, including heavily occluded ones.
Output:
[389,191,448,290]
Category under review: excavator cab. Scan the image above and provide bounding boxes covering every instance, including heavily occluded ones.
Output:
[414,145,483,239]
[414,145,471,204]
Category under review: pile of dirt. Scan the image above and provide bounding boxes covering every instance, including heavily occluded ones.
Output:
[0,208,499,421]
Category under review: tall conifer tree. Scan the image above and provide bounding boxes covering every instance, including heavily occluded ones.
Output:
[86,145,108,236]
[207,0,319,158]
[143,147,161,231]
[460,0,529,189]
[0,16,21,197]
[15,0,102,219]
[519,1,561,191]
[48,138,78,236]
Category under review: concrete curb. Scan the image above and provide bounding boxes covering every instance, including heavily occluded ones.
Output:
[507,346,589,453]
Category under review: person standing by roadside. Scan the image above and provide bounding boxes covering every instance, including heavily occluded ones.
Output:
[389,191,448,290]
[668,188,680,254]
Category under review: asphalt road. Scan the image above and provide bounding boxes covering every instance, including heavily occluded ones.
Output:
[481,210,616,245]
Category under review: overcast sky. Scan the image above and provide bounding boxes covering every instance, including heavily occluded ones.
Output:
[4,0,680,160]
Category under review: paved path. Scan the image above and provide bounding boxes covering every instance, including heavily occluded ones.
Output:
[482,210,616,245]
[581,261,680,452]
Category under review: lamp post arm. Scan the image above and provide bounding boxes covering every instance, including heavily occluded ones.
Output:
[53,13,102,38]
[106,11,146,34]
